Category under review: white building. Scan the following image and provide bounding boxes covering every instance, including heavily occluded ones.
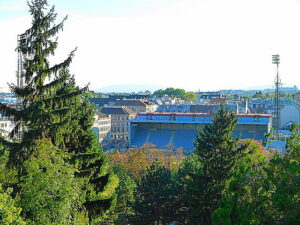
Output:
[93,113,112,143]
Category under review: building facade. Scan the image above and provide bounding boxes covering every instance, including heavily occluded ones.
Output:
[93,113,112,143]
[100,106,136,141]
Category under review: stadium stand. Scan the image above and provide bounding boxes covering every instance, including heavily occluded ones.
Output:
[130,112,272,151]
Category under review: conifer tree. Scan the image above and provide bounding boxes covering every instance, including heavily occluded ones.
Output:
[0,0,81,168]
[186,105,247,224]
[130,161,177,225]
[0,0,118,222]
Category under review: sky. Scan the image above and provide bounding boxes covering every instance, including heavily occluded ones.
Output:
[1,0,300,92]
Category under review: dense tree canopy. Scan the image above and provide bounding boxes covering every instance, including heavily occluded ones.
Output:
[129,161,177,225]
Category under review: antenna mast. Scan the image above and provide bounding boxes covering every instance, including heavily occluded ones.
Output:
[272,54,281,140]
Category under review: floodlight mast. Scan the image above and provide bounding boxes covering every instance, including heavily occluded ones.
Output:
[272,54,281,140]
[16,34,25,107]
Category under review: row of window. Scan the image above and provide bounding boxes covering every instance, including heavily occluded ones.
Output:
[97,120,111,125]
[111,127,128,133]
[99,126,110,132]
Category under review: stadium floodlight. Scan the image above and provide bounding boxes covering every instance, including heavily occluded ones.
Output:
[272,54,280,64]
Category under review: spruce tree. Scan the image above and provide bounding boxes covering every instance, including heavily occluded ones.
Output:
[0,0,118,222]
[186,105,247,224]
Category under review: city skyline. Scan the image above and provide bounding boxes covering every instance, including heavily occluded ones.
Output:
[1,0,300,92]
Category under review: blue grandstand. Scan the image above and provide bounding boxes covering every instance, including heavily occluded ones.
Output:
[130,112,272,151]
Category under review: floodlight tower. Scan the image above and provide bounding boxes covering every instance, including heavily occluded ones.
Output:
[272,54,281,140]
[16,34,25,107]
[16,34,24,89]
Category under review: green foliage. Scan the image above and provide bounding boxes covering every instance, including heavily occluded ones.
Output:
[0,144,17,191]
[211,140,269,225]
[18,139,80,224]
[104,166,137,225]
[129,161,177,225]
[175,154,202,224]
[212,126,300,224]
[186,105,247,224]
[182,92,197,102]
[153,87,196,101]
[0,185,25,225]
[82,155,119,224]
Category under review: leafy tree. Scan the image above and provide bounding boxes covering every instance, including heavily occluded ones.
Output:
[18,138,80,224]
[263,123,300,223]
[108,166,137,225]
[108,145,185,180]
[153,87,186,99]
[212,127,300,224]
[186,105,247,224]
[129,161,177,225]
[0,0,118,222]
[0,185,25,225]
[211,139,269,225]
[183,92,197,102]
[0,144,17,191]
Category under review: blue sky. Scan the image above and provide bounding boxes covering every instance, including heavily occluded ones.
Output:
[1,0,300,92]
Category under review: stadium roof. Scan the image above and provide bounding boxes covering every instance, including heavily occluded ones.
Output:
[138,112,272,118]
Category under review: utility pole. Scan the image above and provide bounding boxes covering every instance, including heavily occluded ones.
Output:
[272,54,281,140]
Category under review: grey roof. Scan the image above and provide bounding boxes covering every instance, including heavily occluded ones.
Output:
[190,105,214,113]
[114,99,156,107]
[157,104,191,112]
[89,98,110,106]
[100,107,136,115]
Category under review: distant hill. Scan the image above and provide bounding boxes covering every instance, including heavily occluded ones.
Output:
[93,84,165,93]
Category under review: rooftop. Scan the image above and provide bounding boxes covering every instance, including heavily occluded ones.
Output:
[100,106,136,115]
[114,99,156,107]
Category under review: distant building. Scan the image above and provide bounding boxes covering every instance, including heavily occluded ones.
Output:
[89,95,152,109]
[210,97,228,105]
[93,113,111,143]
[280,104,300,129]
[89,98,111,108]
[197,92,223,99]
[113,99,158,114]
[99,106,136,141]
